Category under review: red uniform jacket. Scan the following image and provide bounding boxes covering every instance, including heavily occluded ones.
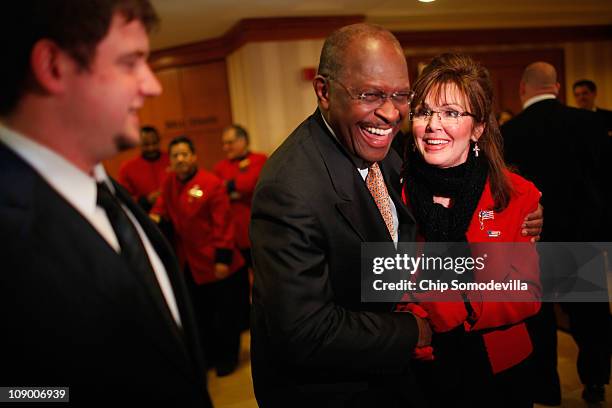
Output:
[118,153,170,202]
[213,152,267,249]
[152,169,244,284]
[403,171,541,374]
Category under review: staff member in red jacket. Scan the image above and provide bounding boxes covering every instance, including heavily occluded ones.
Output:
[214,125,266,329]
[118,126,170,212]
[213,125,267,265]
[152,135,245,376]
[400,53,541,408]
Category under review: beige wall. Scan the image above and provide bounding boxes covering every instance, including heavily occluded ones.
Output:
[227,39,324,155]
[227,38,612,155]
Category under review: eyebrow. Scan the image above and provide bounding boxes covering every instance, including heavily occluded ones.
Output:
[116,50,149,62]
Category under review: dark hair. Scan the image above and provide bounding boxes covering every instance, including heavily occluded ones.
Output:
[140,125,160,140]
[169,135,195,154]
[0,0,159,115]
[225,124,250,144]
[409,53,512,211]
[572,79,597,93]
[317,23,402,80]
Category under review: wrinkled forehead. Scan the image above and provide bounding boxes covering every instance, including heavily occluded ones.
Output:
[421,82,470,109]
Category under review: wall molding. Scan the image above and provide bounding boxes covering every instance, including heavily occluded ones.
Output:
[150,15,365,70]
[393,25,612,47]
[149,18,611,71]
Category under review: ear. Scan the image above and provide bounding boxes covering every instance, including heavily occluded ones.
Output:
[554,82,561,95]
[471,123,484,141]
[30,39,72,95]
[313,75,330,111]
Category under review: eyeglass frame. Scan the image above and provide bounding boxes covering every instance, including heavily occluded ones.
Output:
[409,108,478,125]
[325,76,415,107]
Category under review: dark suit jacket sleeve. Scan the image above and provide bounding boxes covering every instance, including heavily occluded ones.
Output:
[251,180,419,373]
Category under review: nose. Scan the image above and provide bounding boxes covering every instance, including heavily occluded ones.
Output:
[141,64,162,97]
[375,97,402,124]
[425,111,443,132]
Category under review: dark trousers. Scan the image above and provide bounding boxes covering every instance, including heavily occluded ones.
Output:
[526,302,562,405]
[185,265,246,370]
[563,302,612,385]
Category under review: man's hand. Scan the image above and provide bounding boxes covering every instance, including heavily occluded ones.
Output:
[147,190,161,204]
[522,203,543,242]
[214,263,230,280]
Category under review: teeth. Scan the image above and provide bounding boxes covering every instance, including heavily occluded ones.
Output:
[364,127,392,136]
[425,139,449,145]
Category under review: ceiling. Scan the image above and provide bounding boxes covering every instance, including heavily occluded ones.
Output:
[149,0,612,50]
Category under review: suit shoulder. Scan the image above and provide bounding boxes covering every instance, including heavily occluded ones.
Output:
[258,116,320,186]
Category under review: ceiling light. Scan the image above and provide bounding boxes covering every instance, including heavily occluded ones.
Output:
[419,0,436,2]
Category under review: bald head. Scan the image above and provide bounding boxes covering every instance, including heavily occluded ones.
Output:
[520,62,560,102]
[317,23,404,80]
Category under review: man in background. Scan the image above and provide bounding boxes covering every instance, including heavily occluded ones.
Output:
[214,124,267,268]
[0,1,212,405]
[119,125,170,212]
[503,62,611,406]
[152,135,245,377]
[213,125,266,329]
[573,79,612,137]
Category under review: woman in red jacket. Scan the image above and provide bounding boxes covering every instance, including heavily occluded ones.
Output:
[401,53,541,407]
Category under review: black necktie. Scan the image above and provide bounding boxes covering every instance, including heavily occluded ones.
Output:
[97,182,182,337]
[96,182,155,273]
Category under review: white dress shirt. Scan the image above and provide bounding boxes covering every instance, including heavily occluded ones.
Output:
[523,94,557,109]
[0,123,182,326]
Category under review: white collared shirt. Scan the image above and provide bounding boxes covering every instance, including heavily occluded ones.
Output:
[0,123,182,326]
[523,94,557,109]
[320,112,399,243]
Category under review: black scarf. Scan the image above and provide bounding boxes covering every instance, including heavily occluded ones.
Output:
[403,143,488,242]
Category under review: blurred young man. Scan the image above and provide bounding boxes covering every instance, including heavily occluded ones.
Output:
[0,1,212,405]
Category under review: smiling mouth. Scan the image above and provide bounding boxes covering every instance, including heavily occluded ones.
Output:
[424,139,449,146]
[363,126,393,136]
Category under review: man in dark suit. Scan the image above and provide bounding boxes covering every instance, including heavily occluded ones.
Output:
[573,79,612,138]
[502,62,611,405]
[0,1,212,406]
[249,24,432,408]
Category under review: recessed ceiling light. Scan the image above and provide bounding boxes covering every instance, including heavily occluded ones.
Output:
[419,0,436,2]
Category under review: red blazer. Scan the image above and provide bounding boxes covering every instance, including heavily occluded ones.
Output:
[118,153,170,201]
[403,171,541,374]
[152,169,244,284]
[213,152,267,249]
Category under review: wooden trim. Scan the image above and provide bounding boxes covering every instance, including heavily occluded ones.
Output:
[393,25,612,47]
[150,15,365,70]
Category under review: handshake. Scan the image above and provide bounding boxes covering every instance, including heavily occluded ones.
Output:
[397,294,472,361]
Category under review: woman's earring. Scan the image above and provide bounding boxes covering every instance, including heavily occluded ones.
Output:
[473,142,480,157]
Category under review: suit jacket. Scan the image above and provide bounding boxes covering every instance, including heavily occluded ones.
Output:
[595,107,612,138]
[250,111,424,408]
[501,98,608,241]
[213,152,267,249]
[0,144,211,407]
[152,169,244,284]
[118,152,170,206]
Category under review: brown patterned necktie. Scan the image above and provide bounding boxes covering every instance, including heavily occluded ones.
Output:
[366,162,397,241]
